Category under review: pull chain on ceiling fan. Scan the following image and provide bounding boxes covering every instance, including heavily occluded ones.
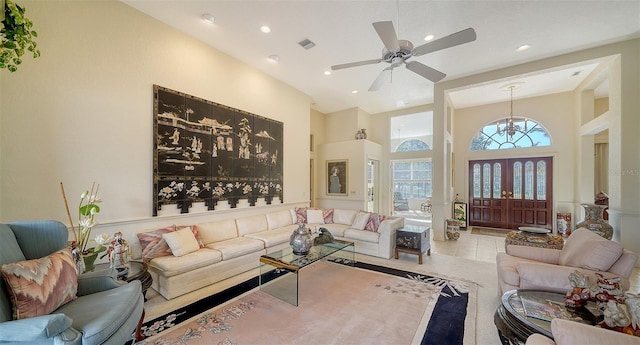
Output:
[331,18,477,91]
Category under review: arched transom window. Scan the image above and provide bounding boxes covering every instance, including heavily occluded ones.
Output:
[469,117,551,150]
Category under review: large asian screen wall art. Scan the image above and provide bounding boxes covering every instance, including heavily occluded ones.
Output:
[153,85,283,216]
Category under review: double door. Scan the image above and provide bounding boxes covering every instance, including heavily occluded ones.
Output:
[468,157,552,230]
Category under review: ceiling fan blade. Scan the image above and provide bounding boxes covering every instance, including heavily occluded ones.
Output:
[406,61,446,83]
[412,28,477,57]
[373,21,399,51]
[368,67,392,91]
[331,58,382,70]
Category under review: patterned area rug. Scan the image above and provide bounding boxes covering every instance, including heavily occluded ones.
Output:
[134,260,477,345]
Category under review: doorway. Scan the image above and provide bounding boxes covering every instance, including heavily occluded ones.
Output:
[468,157,553,230]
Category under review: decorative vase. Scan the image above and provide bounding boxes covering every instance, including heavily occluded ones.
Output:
[355,130,362,140]
[360,129,367,139]
[576,204,613,239]
[82,252,100,273]
[290,223,313,255]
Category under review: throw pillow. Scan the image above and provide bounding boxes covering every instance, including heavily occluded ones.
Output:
[352,212,371,230]
[137,225,204,262]
[294,207,308,224]
[162,226,200,257]
[559,228,623,271]
[306,209,325,224]
[137,225,177,262]
[365,213,386,232]
[323,209,334,224]
[0,247,78,320]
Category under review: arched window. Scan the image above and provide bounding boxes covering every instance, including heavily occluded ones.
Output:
[395,139,430,152]
[469,117,551,150]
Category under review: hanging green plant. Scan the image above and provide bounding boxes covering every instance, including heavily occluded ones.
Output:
[1,0,40,72]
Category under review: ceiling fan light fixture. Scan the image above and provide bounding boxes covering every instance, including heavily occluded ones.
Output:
[201,13,215,24]
[424,34,435,41]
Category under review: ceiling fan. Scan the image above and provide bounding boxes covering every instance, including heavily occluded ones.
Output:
[331,21,477,91]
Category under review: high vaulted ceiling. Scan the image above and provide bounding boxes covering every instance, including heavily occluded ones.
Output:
[124,1,640,114]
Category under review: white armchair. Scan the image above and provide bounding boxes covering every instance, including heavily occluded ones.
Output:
[497,228,638,296]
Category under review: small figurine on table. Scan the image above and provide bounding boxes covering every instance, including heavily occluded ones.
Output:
[107,231,130,279]
[565,270,593,308]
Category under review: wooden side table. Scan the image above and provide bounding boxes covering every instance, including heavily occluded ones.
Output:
[394,225,431,264]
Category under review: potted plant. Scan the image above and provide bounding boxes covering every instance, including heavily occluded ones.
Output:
[1,0,40,72]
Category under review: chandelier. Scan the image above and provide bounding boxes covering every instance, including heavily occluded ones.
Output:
[496,85,527,140]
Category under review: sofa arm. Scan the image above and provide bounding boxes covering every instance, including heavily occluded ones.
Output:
[0,314,80,344]
[377,217,404,259]
[551,318,640,345]
[506,245,561,264]
[77,269,123,296]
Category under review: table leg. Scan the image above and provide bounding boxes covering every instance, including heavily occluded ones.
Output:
[135,309,145,341]
[394,248,398,259]
[418,253,422,265]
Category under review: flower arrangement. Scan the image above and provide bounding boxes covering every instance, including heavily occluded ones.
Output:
[60,182,110,272]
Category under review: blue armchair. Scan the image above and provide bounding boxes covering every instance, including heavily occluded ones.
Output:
[0,221,145,345]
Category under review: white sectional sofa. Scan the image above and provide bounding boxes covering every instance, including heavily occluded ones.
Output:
[135,208,404,299]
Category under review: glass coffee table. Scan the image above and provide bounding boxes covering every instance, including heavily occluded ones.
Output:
[259,240,354,306]
[495,289,600,344]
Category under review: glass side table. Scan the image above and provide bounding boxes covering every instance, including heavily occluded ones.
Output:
[93,261,152,301]
[259,240,354,306]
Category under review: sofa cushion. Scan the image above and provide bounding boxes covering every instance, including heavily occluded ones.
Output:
[266,210,294,230]
[0,247,77,320]
[365,213,386,232]
[559,228,623,271]
[333,209,357,225]
[245,227,293,247]
[55,280,142,345]
[352,212,371,230]
[306,209,325,224]
[149,249,222,277]
[236,215,268,236]
[196,219,238,245]
[317,224,348,237]
[163,227,200,257]
[344,228,380,243]
[205,237,265,260]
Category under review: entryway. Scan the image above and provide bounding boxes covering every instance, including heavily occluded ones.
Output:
[468,157,553,230]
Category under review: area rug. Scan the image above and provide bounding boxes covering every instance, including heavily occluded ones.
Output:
[134,260,477,345]
[470,226,511,237]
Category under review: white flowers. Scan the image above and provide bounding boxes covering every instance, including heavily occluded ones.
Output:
[94,233,112,246]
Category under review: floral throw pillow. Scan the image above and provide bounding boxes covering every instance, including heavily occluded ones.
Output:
[365,213,387,232]
[323,209,334,224]
[294,207,308,224]
[137,225,204,262]
[0,247,78,320]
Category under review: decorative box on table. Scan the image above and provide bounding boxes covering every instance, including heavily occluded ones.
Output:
[395,224,431,264]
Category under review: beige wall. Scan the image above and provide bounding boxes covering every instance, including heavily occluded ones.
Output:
[0,1,311,243]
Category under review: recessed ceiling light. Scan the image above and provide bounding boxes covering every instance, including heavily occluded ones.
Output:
[424,34,435,41]
[201,14,215,24]
[351,90,358,94]
[268,54,279,63]
[516,44,531,52]
[396,100,409,107]
[324,70,331,76]
[260,25,271,33]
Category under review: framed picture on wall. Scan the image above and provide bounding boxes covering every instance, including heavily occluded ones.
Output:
[326,160,348,196]
[453,201,468,229]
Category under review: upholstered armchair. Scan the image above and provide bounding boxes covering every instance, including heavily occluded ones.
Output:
[525,318,640,345]
[0,221,145,345]
[497,228,638,296]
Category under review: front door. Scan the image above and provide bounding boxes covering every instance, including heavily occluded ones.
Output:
[468,157,553,230]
